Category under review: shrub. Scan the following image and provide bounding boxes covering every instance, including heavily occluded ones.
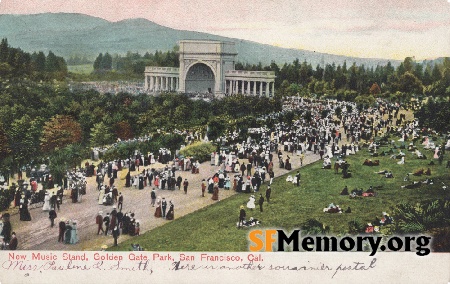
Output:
[179,142,216,163]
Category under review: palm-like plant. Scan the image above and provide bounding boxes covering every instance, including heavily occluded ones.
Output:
[392,200,450,234]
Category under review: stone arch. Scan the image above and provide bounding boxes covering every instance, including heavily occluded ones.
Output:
[184,61,216,94]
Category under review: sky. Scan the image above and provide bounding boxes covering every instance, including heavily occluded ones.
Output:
[1,0,450,60]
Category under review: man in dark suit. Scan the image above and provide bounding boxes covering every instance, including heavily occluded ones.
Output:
[162,198,167,218]
[58,220,66,242]
[295,171,301,186]
[258,194,265,212]
[9,232,18,250]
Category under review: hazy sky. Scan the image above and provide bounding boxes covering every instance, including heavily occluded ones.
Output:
[2,0,450,60]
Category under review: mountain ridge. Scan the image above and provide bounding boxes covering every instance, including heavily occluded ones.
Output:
[0,13,407,67]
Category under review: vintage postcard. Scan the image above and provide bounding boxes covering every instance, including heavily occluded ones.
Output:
[0,0,449,283]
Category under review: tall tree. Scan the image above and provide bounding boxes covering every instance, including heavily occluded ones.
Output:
[41,115,82,152]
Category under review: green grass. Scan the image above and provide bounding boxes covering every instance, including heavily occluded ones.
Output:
[110,138,450,251]
[67,64,94,74]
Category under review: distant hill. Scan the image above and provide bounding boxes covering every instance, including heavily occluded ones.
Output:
[0,13,401,67]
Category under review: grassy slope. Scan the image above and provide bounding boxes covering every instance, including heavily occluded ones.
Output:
[110,138,449,251]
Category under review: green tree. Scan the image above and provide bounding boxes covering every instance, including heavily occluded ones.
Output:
[90,121,114,147]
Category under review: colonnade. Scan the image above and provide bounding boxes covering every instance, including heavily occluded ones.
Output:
[225,80,275,97]
[145,75,180,92]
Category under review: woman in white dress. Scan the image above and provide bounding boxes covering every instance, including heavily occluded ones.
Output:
[42,192,51,211]
[247,195,256,210]
[98,186,105,205]
[133,176,138,188]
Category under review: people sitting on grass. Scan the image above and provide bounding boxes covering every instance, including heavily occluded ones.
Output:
[363,159,380,166]
[350,188,363,197]
[401,181,422,189]
[236,217,261,228]
[404,173,410,181]
[425,168,431,176]
[407,143,417,151]
[362,186,376,197]
[413,168,424,176]
[322,157,332,169]
[340,186,349,195]
[397,156,405,165]
[375,169,388,175]
[385,171,394,178]
[323,203,342,213]
[422,178,434,185]
[415,150,426,159]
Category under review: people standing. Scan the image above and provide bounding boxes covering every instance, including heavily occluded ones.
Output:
[265,186,271,203]
[154,198,162,218]
[118,192,123,211]
[151,189,156,207]
[161,198,167,218]
[166,201,174,220]
[96,211,104,235]
[9,232,18,250]
[258,194,264,212]
[183,179,189,194]
[238,206,246,229]
[112,225,120,246]
[49,209,57,227]
[295,171,301,186]
[103,213,110,236]
[58,219,66,242]
[201,179,206,197]
[212,183,219,201]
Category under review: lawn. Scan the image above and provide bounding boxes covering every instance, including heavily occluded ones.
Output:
[110,137,450,251]
[67,64,94,74]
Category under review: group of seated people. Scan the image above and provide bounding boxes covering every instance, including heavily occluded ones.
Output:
[374,169,394,178]
[285,175,298,184]
[323,203,343,213]
[365,212,394,233]
[414,149,427,159]
[401,178,434,189]
[236,217,261,228]
[322,156,332,169]
[363,159,380,166]
[340,186,377,198]
[412,168,432,176]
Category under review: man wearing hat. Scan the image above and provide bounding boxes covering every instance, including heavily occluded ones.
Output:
[103,213,110,236]
[49,208,57,227]
[96,212,104,235]
[112,225,120,246]
[9,232,18,250]
[58,218,66,242]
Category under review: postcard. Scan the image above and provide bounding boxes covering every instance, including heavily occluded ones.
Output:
[0,0,449,283]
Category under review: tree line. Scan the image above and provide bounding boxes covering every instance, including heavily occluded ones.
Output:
[236,57,450,104]
[0,38,68,81]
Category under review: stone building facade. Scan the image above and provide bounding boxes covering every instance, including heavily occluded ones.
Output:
[144,40,276,97]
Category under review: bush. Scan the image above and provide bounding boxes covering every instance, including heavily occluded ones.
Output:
[179,142,216,163]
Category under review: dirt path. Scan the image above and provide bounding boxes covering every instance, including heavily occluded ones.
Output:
[5,145,322,251]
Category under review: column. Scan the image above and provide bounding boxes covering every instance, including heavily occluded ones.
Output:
[247,80,250,94]
[150,76,154,92]
[144,75,149,90]
[260,81,263,96]
[253,81,256,95]
[165,76,169,91]
[176,77,179,92]
[272,81,275,97]
[155,76,159,91]
[241,80,245,94]
[265,81,269,97]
